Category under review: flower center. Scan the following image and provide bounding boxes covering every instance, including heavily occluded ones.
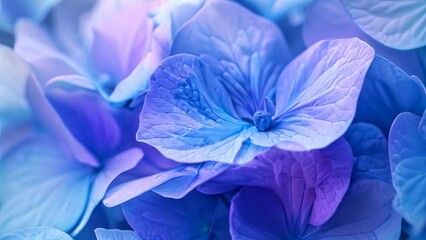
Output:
[253,111,272,131]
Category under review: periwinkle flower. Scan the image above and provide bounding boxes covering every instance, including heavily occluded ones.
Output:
[14,0,202,106]
[137,0,375,164]
[389,110,426,234]
[0,47,143,236]
[211,125,400,239]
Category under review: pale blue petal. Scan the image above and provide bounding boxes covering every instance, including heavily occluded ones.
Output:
[344,123,391,183]
[306,180,401,239]
[171,0,291,120]
[0,138,93,235]
[302,0,425,79]
[14,20,89,85]
[71,149,142,235]
[0,227,72,240]
[340,0,426,50]
[103,161,230,207]
[251,38,374,150]
[94,229,141,240]
[354,55,426,133]
[0,45,31,130]
[389,112,426,231]
[137,54,251,164]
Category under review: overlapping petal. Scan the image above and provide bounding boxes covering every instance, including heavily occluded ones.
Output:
[340,0,426,50]
[389,112,426,231]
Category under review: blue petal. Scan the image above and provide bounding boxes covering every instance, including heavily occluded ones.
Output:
[70,149,142,235]
[302,0,425,79]
[238,0,312,22]
[103,161,230,207]
[0,227,72,240]
[230,187,287,240]
[137,54,252,164]
[0,45,31,131]
[0,137,93,235]
[306,180,401,239]
[389,112,426,231]
[354,55,426,134]
[0,0,61,32]
[94,229,141,240]
[122,191,230,239]
[340,0,426,50]
[14,20,90,85]
[171,0,291,120]
[344,123,391,183]
[251,38,374,150]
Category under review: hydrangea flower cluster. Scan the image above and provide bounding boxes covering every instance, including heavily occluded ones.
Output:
[0,0,425,239]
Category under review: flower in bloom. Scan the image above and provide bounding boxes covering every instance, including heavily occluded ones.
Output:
[201,124,400,239]
[389,110,426,234]
[0,46,142,236]
[137,0,375,164]
[14,0,203,106]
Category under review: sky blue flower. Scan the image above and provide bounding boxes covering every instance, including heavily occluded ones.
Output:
[0,227,72,240]
[0,48,142,236]
[340,0,426,50]
[226,125,400,239]
[137,0,375,164]
[389,111,426,234]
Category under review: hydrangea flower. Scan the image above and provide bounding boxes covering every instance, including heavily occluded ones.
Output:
[0,47,142,236]
[389,110,426,233]
[14,0,202,106]
[226,124,400,239]
[137,0,375,164]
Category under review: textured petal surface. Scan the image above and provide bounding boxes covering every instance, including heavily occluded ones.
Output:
[344,123,391,183]
[389,112,426,230]
[122,191,230,240]
[104,161,230,207]
[0,45,31,130]
[137,54,251,164]
[354,55,426,134]
[0,137,93,235]
[202,139,353,227]
[0,227,72,240]
[171,0,290,120]
[94,229,141,240]
[302,0,425,78]
[340,0,426,50]
[306,180,401,240]
[253,38,374,150]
